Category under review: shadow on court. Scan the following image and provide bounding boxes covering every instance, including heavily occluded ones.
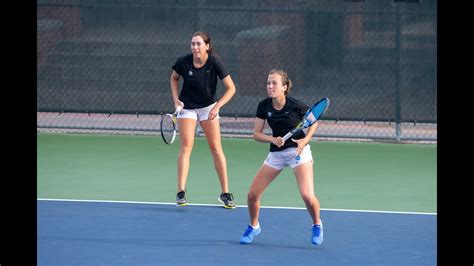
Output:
[38,200,436,266]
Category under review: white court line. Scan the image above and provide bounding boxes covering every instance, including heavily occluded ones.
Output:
[37,198,437,216]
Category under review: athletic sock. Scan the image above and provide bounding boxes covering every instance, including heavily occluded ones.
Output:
[251,223,260,230]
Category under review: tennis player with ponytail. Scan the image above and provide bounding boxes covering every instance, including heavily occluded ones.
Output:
[239,69,324,245]
[169,31,237,208]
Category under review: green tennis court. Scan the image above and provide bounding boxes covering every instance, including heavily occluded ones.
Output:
[37,133,436,213]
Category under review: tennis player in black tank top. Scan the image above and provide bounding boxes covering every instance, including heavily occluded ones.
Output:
[239,69,324,246]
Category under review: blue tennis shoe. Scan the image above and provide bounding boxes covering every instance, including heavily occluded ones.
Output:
[240,225,261,244]
[311,221,323,245]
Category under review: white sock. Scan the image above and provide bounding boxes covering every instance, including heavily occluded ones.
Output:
[251,222,260,229]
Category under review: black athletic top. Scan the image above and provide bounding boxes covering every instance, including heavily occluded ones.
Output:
[172,53,230,109]
[256,96,309,152]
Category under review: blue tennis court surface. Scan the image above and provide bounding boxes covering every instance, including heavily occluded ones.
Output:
[38,199,436,266]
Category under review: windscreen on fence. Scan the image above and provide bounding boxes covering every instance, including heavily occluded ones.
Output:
[37,0,436,141]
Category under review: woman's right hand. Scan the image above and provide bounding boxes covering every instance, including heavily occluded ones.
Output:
[272,136,285,148]
[174,101,184,110]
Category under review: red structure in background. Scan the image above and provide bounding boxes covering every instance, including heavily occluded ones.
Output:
[37,0,82,65]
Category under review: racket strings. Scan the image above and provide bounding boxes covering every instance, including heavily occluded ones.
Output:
[161,114,176,144]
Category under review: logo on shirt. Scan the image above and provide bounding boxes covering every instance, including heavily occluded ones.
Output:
[267,112,272,117]
[188,71,193,76]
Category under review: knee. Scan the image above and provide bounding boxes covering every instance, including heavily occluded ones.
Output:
[208,145,223,156]
[301,193,315,205]
[180,144,193,155]
[247,192,259,204]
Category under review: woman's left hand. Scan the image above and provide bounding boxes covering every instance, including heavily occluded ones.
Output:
[291,138,306,156]
[208,105,220,120]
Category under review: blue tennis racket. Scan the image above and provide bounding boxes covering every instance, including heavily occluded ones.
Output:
[282,97,330,159]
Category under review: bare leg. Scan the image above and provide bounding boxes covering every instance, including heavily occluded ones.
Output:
[177,118,197,192]
[247,164,281,226]
[200,118,229,193]
[293,161,321,225]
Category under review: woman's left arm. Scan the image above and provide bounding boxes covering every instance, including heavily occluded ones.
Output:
[209,75,236,120]
[292,122,319,155]
[305,122,319,143]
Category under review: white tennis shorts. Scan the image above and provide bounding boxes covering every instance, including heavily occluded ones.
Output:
[177,102,219,121]
[263,144,313,170]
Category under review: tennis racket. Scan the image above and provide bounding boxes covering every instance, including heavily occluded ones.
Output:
[282,97,330,142]
[160,105,182,145]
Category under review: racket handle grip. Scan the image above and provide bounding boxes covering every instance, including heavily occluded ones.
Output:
[174,105,183,115]
[282,132,293,141]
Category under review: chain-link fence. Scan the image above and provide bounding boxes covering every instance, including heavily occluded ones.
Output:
[37,0,437,143]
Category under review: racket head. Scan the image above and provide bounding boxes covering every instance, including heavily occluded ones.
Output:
[303,97,330,127]
[282,98,330,142]
[160,113,177,144]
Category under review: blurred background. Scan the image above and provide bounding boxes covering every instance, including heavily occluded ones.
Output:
[37,0,436,143]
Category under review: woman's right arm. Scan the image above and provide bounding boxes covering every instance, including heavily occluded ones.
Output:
[253,118,285,147]
[170,70,183,109]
